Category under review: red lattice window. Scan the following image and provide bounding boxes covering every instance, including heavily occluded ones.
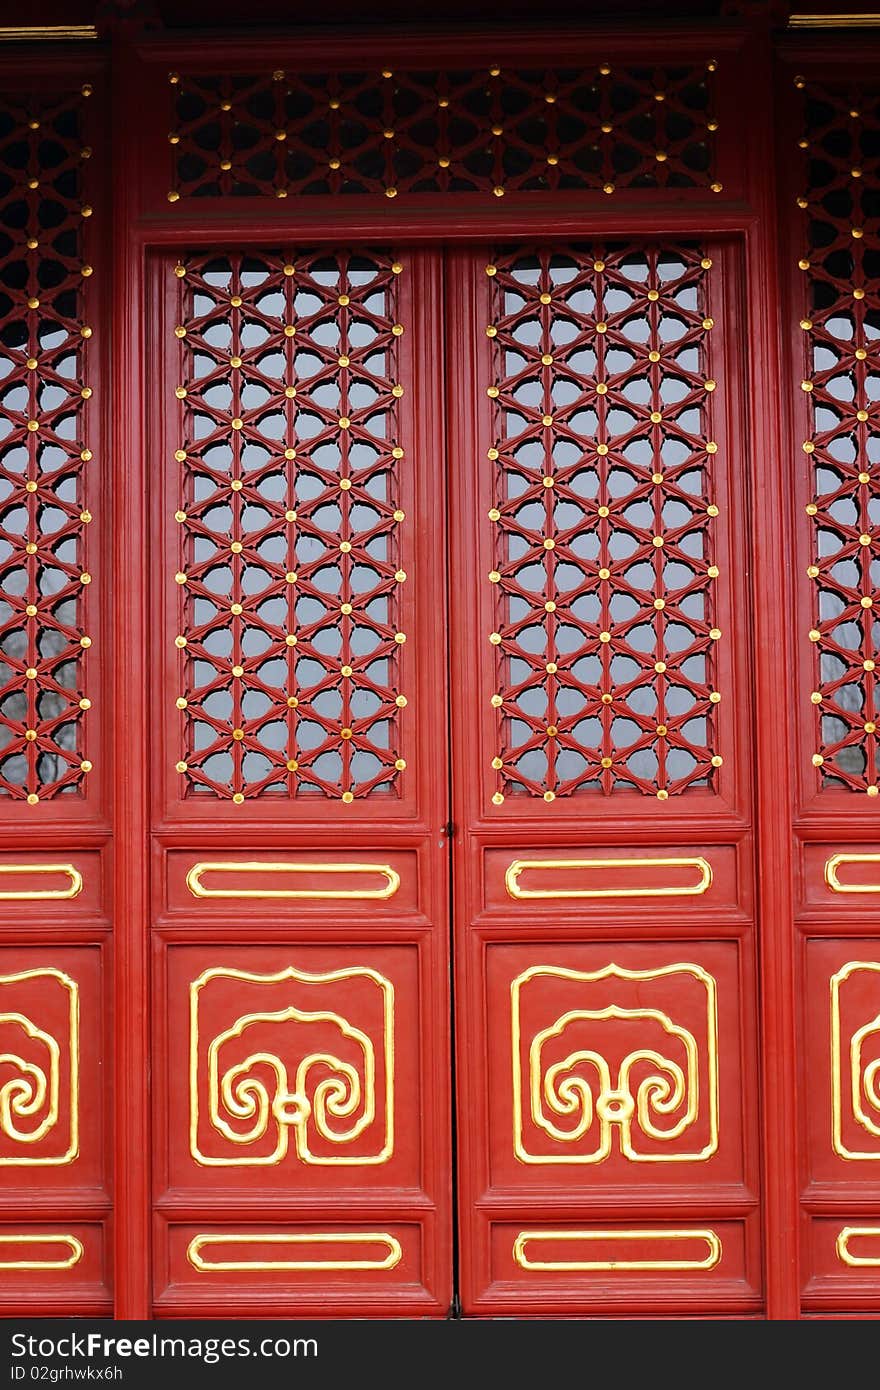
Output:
[173,250,407,803]
[485,244,723,803]
[0,86,96,804]
[795,78,880,795]
[167,63,720,202]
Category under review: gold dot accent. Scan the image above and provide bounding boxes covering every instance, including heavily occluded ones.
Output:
[25,481,37,493]
[601,757,613,769]
[24,729,36,742]
[709,627,722,640]
[711,755,723,768]
[394,632,406,644]
[545,600,556,613]
[597,444,608,456]
[25,605,37,617]
[491,694,503,708]
[492,791,505,805]
[339,417,350,429]
[231,418,243,430]
[860,535,872,547]
[805,503,817,515]
[859,472,871,484]
[489,632,502,645]
[542,414,554,426]
[869,786,879,798]
[704,379,716,392]
[647,289,660,301]
[543,790,556,801]
[543,538,555,550]
[231,541,243,553]
[702,317,714,330]
[232,792,245,804]
[866,722,877,734]
[287,696,299,709]
[862,596,874,608]
[342,791,355,803]
[395,758,406,771]
[654,661,667,674]
[707,504,719,517]
[599,631,611,644]
[25,543,37,555]
[650,411,662,424]
[231,665,244,678]
[284,325,296,337]
[546,724,558,737]
[175,450,187,463]
[176,697,188,709]
[709,691,721,704]
[865,661,876,672]
[394,509,405,522]
[854,289,866,300]
[601,692,613,704]
[598,505,610,518]
[707,565,720,579]
[653,598,665,611]
[491,756,503,771]
[808,629,820,642]
[656,724,667,736]
[341,727,353,740]
[593,260,605,272]
[652,536,664,548]
[26,357,37,370]
[396,695,407,708]
[657,789,669,801]
[175,760,188,773]
[596,322,607,334]
[26,794,38,805]
[285,634,298,647]
[339,541,352,553]
[395,569,407,583]
[649,350,661,363]
[486,265,497,277]
[340,603,352,616]
[812,753,824,767]
[546,662,558,674]
[706,442,718,455]
[598,567,611,580]
[25,668,37,680]
[596,383,608,396]
[175,572,187,585]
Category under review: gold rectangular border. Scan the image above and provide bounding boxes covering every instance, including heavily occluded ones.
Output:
[513,1227,722,1272]
[187,1231,402,1272]
[0,864,82,900]
[831,960,880,1160]
[836,1226,880,1266]
[825,853,880,894]
[0,969,78,1166]
[505,856,712,900]
[186,861,399,900]
[0,1234,83,1269]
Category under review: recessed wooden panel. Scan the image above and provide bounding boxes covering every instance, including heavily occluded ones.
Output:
[164,848,420,916]
[0,1222,110,1313]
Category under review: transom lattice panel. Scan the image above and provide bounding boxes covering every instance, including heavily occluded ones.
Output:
[173,250,407,803]
[167,63,720,202]
[0,86,95,804]
[485,245,723,802]
[795,79,880,795]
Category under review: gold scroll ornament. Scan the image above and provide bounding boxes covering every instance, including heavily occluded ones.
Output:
[512,962,719,1164]
[190,965,394,1167]
[0,969,79,1165]
[831,960,880,1160]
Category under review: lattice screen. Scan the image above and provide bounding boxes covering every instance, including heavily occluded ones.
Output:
[172,250,407,803]
[485,244,723,802]
[795,78,880,795]
[0,86,96,803]
[167,63,721,201]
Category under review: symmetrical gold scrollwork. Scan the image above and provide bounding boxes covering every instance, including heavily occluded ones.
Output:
[835,1226,880,1266]
[0,1234,83,1269]
[831,960,880,1159]
[186,1231,402,1272]
[0,865,82,900]
[190,966,393,1167]
[0,970,78,1165]
[512,962,718,1164]
[825,853,880,894]
[186,861,400,900]
[505,856,712,900]
[512,1227,722,1271]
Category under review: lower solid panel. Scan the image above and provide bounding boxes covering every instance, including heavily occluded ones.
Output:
[467,1216,761,1316]
[802,1214,880,1313]
[0,1221,112,1315]
[153,1218,442,1315]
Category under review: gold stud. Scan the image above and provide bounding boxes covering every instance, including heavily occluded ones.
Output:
[26,794,38,805]
[342,791,355,803]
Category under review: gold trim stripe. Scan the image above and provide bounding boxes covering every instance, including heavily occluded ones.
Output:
[186,860,400,900]
[836,1226,880,1266]
[0,26,98,41]
[513,1228,722,1272]
[187,1232,402,1272]
[0,1234,83,1270]
[825,853,880,894]
[788,13,880,27]
[0,864,82,900]
[505,856,712,900]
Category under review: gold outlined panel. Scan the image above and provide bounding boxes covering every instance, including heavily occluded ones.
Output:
[0,865,82,900]
[505,856,712,900]
[0,969,78,1165]
[186,1231,402,1272]
[825,854,880,894]
[0,1233,83,1270]
[512,962,719,1164]
[512,1227,722,1271]
[190,965,394,1167]
[186,861,400,900]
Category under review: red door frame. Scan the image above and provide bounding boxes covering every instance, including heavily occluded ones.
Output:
[4,6,851,1317]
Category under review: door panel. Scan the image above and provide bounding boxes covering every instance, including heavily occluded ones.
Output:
[149,248,451,1315]
[448,242,763,1315]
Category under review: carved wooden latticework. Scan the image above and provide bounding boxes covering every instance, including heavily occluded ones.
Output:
[485,245,723,802]
[172,250,407,802]
[0,86,95,803]
[796,78,880,794]
[168,63,720,202]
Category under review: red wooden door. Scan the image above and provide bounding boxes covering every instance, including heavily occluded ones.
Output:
[448,240,763,1315]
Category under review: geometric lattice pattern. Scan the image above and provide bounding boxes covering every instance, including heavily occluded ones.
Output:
[795,78,880,795]
[173,251,406,802]
[0,86,95,803]
[486,245,723,802]
[168,63,720,202]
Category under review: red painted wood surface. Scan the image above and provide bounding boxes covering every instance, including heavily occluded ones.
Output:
[0,12,876,1320]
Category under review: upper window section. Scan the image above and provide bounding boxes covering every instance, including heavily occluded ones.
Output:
[0,86,96,805]
[172,250,408,804]
[485,245,723,803]
[167,63,720,202]
[795,78,880,795]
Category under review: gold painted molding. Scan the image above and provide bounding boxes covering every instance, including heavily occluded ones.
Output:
[0,969,79,1166]
[505,856,712,900]
[0,26,98,41]
[0,1234,83,1269]
[825,853,880,894]
[831,960,880,1160]
[186,860,400,900]
[513,1227,722,1272]
[187,1231,402,1272]
[789,13,880,27]
[0,864,82,900]
[836,1226,880,1266]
